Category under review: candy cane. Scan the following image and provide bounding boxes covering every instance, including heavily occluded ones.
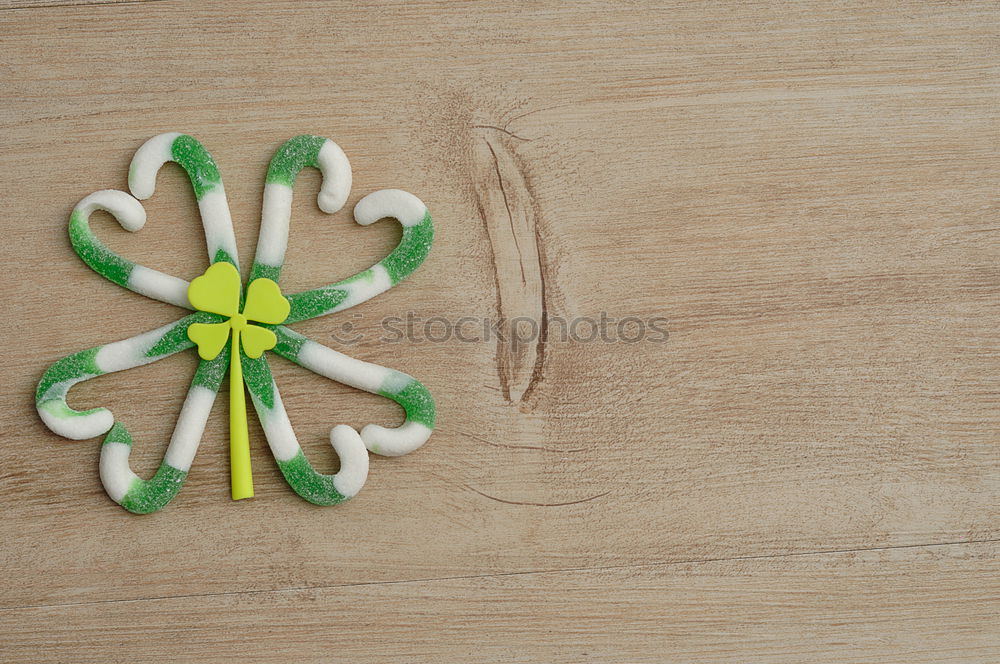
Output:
[281,189,437,455]
[70,134,240,309]
[242,353,369,505]
[248,136,433,323]
[129,132,240,268]
[69,190,192,308]
[283,189,434,324]
[100,351,228,514]
[249,134,352,283]
[35,312,227,513]
[105,133,244,511]
[243,135,364,501]
[272,326,435,456]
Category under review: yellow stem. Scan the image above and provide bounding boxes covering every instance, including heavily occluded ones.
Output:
[229,330,254,500]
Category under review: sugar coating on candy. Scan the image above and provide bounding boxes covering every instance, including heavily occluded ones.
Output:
[257,184,295,268]
[192,344,230,389]
[362,421,433,457]
[36,314,211,442]
[241,353,275,410]
[276,452,346,505]
[39,399,112,441]
[197,190,239,266]
[100,424,139,501]
[264,135,351,213]
[36,347,101,405]
[329,425,369,496]
[38,133,436,513]
[293,329,405,393]
[129,266,190,308]
[130,132,239,267]
[251,377,298,461]
[354,189,427,227]
[382,379,436,428]
[245,363,368,502]
[164,385,217,472]
[128,132,181,199]
[112,353,229,514]
[171,135,222,198]
[254,136,352,277]
[101,419,190,515]
[70,190,148,288]
[285,286,350,324]
[383,214,433,284]
[120,463,187,514]
[70,192,192,307]
[281,191,434,325]
[274,326,435,456]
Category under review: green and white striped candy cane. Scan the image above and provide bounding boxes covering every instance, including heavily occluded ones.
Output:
[272,326,436,456]
[69,190,191,307]
[241,353,368,505]
[130,132,240,269]
[36,312,227,513]
[282,188,435,324]
[249,135,433,324]
[242,136,435,503]
[243,325,435,506]
[248,134,352,285]
[69,133,240,309]
[281,187,436,455]
[40,134,239,512]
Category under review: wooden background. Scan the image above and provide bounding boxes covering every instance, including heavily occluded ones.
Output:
[1,1,998,661]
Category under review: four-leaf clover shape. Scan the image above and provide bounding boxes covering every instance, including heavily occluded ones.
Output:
[36,133,436,513]
[186,261,291,500]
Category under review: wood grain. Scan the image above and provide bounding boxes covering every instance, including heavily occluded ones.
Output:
[3,543,997,663]
[1,1,998,660]
[472,128,547,402]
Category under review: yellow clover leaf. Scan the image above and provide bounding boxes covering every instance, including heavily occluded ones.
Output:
[186,261,290,499]
[187,262,290,360]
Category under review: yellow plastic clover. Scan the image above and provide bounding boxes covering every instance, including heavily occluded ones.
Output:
[186,261,290,500]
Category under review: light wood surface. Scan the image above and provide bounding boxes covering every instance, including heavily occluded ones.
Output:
[1,1,998,661]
